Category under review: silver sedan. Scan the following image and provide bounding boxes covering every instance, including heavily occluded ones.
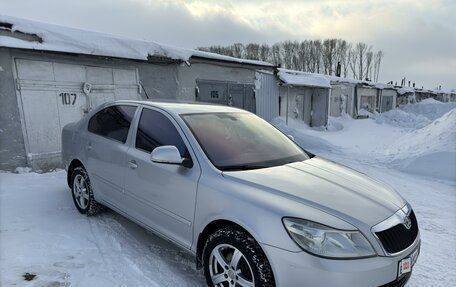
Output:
[62,100,420,287]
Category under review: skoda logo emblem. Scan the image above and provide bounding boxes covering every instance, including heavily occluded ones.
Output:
[403,215,412,229]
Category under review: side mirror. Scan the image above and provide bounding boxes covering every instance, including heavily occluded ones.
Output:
[151,146,183,165]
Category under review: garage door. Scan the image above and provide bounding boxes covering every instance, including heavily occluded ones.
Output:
[196,80,256,113]
[15,59,141,169]
[381,95,394,112]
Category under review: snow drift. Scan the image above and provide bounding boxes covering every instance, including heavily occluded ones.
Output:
[388,109,456,180]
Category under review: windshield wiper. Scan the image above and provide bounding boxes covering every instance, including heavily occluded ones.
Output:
[220,164,268,171]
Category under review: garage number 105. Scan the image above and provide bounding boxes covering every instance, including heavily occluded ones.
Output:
[59,92,77,105]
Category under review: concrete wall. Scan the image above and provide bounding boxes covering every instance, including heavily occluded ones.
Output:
[176,60,258,102]
[0,48,179,171]
[0,48,28,170]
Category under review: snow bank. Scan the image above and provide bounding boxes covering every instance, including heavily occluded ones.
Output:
[271,117,342,155]
[387,109,456,180]
[273,101,456,182]
[376,99,456,129]
[0,14,272,66]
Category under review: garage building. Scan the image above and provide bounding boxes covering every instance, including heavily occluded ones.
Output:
[0,15,273,171]
[277,69,331,127]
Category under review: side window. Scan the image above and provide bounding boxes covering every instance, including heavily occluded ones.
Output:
[88,105,137,143]
[135,109,188,157]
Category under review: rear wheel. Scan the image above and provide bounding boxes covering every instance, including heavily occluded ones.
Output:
[70,166,103,216]
[203,226,275,287]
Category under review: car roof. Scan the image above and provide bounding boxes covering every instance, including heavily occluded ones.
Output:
[113,99,249,115]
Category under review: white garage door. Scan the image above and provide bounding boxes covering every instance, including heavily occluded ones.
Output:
[15,59,142,168]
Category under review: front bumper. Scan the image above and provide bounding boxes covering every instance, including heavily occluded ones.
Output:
[261,239,420,287]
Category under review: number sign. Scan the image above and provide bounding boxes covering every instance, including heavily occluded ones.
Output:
[59,92,77,105]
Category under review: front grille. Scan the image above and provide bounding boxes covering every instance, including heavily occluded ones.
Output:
[379,273,411,287]
[375,210,419,254]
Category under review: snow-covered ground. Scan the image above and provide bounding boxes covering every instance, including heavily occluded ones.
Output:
[1,99,455,286]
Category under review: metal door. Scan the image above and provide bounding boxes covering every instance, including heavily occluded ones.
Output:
[303,93,312,125]
[360,95,376,113]
[330,95,342,117]
[381,96,393,112]
[229,84,244,109]
[196,80,227,105]
[243,85,256,113]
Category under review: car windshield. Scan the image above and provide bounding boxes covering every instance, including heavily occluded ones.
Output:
[182,112,308,171]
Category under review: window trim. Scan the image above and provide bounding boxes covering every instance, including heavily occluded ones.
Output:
[87,104,138,144]
[132,106,193,160]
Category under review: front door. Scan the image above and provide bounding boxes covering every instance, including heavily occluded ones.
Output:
[123,107,200,249]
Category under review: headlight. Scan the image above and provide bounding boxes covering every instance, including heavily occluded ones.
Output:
[283,217,376,259]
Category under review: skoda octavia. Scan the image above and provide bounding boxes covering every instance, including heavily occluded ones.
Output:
[62,100,420,287]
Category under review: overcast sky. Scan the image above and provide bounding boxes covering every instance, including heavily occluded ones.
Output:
[3,0,455,89]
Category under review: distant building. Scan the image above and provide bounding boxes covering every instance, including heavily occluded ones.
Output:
[276,69,331,127]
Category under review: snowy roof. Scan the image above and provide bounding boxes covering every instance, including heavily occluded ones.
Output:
[397,87,415,95]
[277,69,331,88]
[326,75,396,90]
[414,88,437,94]
[0,15,272,67]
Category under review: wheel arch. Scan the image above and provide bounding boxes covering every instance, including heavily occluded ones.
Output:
[196,218,261,269]
[67,158,84,187]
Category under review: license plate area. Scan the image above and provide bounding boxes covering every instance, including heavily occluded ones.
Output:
[398,258,411,276]
[398,246,420,277]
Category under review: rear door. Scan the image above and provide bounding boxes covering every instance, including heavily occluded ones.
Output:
[85,105,138,207]
[123,107,201,249]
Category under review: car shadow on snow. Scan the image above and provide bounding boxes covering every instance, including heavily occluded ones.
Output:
[92,209,206,286]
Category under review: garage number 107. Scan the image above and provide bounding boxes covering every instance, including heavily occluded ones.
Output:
[59,92,77,105]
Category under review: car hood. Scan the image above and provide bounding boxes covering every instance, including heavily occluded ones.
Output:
[222,157,405,227]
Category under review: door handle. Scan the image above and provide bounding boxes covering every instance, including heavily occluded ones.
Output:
[86,143,92,151]
[128,160,138,170]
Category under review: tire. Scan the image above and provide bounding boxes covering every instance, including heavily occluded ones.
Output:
[203,226,275,287]
[70,166,104,216]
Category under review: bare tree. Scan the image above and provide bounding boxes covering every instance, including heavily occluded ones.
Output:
[373,50,384,82]
[245,43,260,60]
[322,39,337,75]
[259,44,270,62]
[232,43,244,59]
[198,39,385,82]
[365,51,374,81]
[341,43,352,78]
[348,47,358,79]
[271,43,282,66]
[334,39,349,77]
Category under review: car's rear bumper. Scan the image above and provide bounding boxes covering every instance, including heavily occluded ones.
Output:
[261,239,420,287]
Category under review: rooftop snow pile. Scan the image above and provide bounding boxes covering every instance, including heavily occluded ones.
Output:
[278,69,331,88]
[0,15,272,66]
[397,87,415,95]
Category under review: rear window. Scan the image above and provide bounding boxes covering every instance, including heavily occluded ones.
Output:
[88,105,137,143]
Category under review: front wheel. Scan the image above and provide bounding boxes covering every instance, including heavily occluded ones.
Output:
[70,166,104,216]
[203,226,275,287]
